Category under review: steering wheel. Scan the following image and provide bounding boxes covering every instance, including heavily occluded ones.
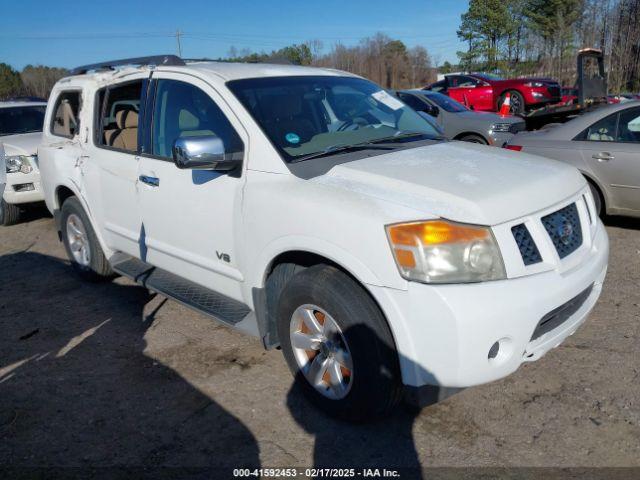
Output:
[337,116,369,132]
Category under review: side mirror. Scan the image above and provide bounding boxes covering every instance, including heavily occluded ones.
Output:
[172,135,241,171]
[427,105,440,117]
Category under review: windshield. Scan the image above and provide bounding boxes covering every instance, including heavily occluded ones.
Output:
[0,105,46,136]
[420,92,468,113]
[227,76,442,162]
[475,73,502,81]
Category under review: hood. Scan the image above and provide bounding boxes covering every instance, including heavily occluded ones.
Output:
[315,142,585,225]
[455,110,521,124]
[0,132,42,156]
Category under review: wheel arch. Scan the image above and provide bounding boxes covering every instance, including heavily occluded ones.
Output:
[252,246,401,355]
[580,171,608,213]
[453,131,488,144]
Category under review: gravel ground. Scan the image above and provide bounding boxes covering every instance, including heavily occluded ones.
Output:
[0,209,639,475]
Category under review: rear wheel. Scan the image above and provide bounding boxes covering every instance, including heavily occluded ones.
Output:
[459,134,488,144]
[0,199,22,226]
[277,265,402,421]
[60,197,113,281]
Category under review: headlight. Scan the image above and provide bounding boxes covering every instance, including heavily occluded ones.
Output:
[386,220,506,283]
[491,123,513,133]
[525,81,545,88]
[5,155,33,174]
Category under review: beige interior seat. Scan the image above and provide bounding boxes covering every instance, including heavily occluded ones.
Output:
[109,109,138,151]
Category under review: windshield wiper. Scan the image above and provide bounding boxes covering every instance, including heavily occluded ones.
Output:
[366,131,442,144]
[291,143,395,163]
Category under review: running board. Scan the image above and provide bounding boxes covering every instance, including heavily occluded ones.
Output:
[111,255,251,326]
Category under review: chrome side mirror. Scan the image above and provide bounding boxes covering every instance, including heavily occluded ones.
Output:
[172,135,241,171]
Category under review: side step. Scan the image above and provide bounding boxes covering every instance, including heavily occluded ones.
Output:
[111,255,250,326]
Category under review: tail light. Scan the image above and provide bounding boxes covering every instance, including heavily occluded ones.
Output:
[504,145,523,151]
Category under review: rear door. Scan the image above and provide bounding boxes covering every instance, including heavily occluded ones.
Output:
[83,75,148,257]
[136,72,247,300]
[575,106,640,213]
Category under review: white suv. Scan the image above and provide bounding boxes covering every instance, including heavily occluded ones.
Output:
[1,100,48,225]
[39,56,609,420]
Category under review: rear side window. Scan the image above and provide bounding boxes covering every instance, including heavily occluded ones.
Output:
[51,91,81,138]
[96,81,143,153]
[151,79,243,159]
[579,113,618,142]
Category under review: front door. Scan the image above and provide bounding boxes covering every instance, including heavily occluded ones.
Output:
[575,106,640,213]
[136,73,247,300]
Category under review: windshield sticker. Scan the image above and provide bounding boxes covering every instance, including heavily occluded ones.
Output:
[372,90,404,110]
[285,132,301,144]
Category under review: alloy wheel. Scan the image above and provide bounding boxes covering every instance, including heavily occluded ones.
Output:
[289,304,354,400]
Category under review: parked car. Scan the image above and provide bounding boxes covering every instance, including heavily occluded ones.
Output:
[0,100,48,225]
[425,73,562,115]
[505,101,640,218]
[40,56,608,420]
[394,89,526,146]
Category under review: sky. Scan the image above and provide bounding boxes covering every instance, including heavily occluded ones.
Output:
[0,0,468,70]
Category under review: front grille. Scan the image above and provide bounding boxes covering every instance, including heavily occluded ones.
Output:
[547,85,561,100]
[512,224,542,265]
[542,203,583,259]
[531,284,593,341]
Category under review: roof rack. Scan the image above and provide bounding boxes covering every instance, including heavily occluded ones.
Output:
[71,55,185,75]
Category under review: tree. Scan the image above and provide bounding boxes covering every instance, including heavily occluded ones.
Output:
[0,63,23,100]
[457,0,517,71]
[20,65,68,99]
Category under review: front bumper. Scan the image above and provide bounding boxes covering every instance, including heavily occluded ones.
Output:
[369,219,608,389]
[488,131,514,147]
[2,170,45,205]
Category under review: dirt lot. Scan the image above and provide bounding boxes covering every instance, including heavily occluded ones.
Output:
[0,209,639,475]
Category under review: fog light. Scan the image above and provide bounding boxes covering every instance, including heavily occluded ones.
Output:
[488,337,514,365]
[13,183,35,192]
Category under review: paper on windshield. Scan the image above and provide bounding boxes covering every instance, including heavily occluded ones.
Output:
[372,90,405,110]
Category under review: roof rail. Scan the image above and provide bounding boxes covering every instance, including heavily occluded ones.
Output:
[71,55,185,75]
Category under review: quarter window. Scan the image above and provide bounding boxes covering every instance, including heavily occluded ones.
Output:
[151,80,244,159]
[51,91,81,138]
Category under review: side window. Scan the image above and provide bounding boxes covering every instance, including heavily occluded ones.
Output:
[51,91,81,138]
[456,76,479,88]
[616,108,640,143]
[151,80,244,159]
[97,81,143,153]
[580,113,618,142]
[397,93,426,112]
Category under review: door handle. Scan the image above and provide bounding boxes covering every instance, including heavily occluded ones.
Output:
[138,175,160,187]
[592,152,614,162]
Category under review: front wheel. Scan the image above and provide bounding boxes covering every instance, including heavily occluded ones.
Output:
[0,199,22,226]
[277,265,402,421]
[500,90,525,115]
[60,197,113,281]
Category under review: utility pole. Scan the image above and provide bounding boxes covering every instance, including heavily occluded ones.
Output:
[176,29,183,57]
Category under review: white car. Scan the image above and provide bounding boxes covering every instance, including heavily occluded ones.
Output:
[39,56,609,420]
[0,100,48,225]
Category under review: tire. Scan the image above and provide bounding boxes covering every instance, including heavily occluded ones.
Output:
[500,90,525,115]
[459,134,488,144]
[588,180,604,217]
[0,199,22,226]
[60,196,113,281]
[277,264,402,421]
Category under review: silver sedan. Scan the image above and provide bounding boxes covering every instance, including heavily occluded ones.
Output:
[505,101,640,218]
[395,90,526,146]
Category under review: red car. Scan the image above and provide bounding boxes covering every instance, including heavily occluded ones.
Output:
[425,73,562,115]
